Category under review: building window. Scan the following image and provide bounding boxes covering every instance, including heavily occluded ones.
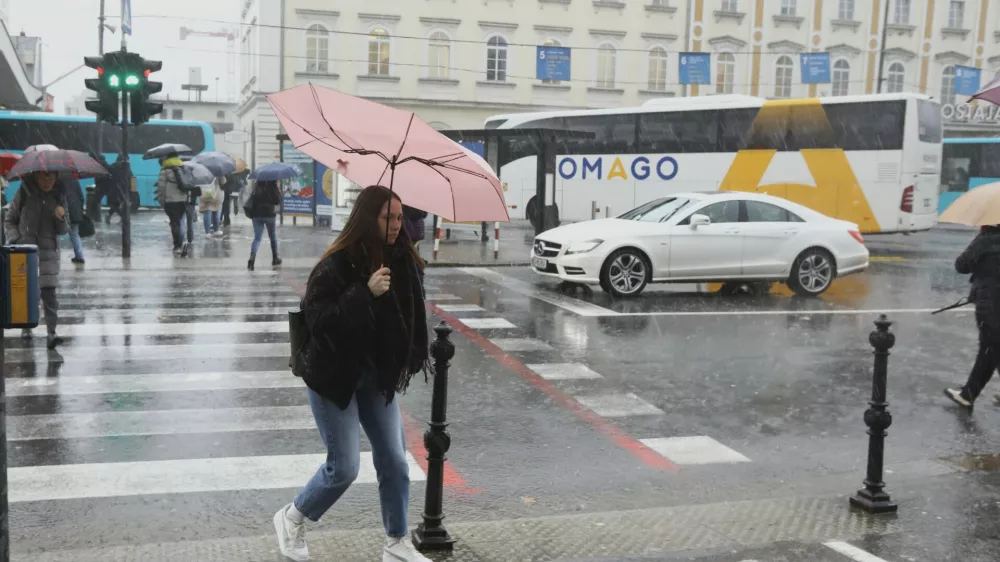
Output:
[892,0,910,24]
[596,43,617,88]
[217,110,226,119]
[650,0,667,5]
[486,36,508,82]
[831,59,850,96]
[648,47,668,91]
[780,0,797,16]
[940,65,956,105]
[887,62,905,93]
[172,109,183,120]
[542,39,562,84]
[948,1,965,28]
[774,55,793,98]
[305,24,329,73]
[721,0,739,10]
[716,52,735,94]
[428,31,450,79]
[838,0,854,20]
[368,28,390,76]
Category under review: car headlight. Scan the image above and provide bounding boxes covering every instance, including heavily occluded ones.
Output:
[565,239,603,255]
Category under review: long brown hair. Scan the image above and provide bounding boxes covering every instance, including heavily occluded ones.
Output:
[317,185,423,275]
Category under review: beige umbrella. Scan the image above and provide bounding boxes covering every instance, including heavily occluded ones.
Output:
[938,182,1000,227]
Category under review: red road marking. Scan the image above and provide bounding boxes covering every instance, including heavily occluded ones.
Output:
[281,272,483,492]
[427,303,678,471]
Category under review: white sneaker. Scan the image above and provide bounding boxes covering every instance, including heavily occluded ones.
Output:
[273,504,309,561]
[383,536,432,562]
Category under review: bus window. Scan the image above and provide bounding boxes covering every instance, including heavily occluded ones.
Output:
[131,124,207,154]
[824,101,904,151]
[917,99,942,143]
[718,108,756,151]
[941,144,974,193]
[637,110,718,153]
[978,143,1000,178]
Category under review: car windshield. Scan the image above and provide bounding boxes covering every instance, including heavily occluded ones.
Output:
[618,197,692,223]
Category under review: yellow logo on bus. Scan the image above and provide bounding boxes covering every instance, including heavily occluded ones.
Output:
[719,98,880,232]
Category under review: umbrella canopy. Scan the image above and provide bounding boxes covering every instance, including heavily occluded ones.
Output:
[24,144,59,153]
[249,162,301,182]
[972,74,1000,106]
[266,83,507,222]
[939,182,1000,227]
[0,153,21,175]
[6,150,109,180]
[192,151,238,177]
[183,161,216,185]
[230,155,248,173]
[144,143,193,161]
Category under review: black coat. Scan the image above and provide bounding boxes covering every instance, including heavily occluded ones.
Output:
[299,242,429,410]
[956,227,1000,320]
[249,182,281,218]
[60,177,85,224]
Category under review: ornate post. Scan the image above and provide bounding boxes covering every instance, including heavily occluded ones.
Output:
[850,315,898,514]
[413,322,457,551]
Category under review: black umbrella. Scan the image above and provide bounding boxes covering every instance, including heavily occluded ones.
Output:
[143,143,193,160]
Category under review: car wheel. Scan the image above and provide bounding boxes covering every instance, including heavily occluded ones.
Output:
[599,278,612,294]
[600,249,650,298]
[788,248,836,297]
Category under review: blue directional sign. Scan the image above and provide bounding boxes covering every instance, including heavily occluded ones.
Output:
[536,46,571,81]
[678,52,711,85]
[800,53,830,84]
[954,65,982,96]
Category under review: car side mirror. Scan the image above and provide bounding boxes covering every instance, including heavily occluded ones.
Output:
[690,214,710,228]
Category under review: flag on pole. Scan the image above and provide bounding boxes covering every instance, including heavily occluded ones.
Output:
[121,0,132,35]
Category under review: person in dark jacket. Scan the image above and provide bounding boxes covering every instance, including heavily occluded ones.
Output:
[62,175,86,264]
[273,185,431,562]
[221,169,248,227]
[246,180,282,271]
[4,171,70,349]
[401,205,427,248]
[945,225,1000,409]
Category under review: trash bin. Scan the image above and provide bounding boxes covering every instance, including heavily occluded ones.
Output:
[2,244,40,329]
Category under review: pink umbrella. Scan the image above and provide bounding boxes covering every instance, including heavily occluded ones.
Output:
[266,84,508,223]
[972,73,1000,105]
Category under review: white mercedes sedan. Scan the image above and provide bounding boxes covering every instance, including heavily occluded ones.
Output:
[530,192,869,298]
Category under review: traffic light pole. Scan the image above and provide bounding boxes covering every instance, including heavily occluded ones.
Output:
[119,56,131,260]
[95,0,105,161]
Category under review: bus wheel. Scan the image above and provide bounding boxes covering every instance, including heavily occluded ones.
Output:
[525,196,539,230]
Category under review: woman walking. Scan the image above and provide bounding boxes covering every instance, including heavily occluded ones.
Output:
[273,185,431,562]
[945,225,1000,409]
[4,171,70,349]
[199,177,224,238]
[246,179,281,270]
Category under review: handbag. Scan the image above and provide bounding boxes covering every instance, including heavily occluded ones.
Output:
[242,185,258,218]
[288,303,311,377]
[78,214,96,238]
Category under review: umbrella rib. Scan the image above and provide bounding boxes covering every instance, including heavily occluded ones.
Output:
[396,156,493,181]
[307,84,365,153]
[419,159,458,221]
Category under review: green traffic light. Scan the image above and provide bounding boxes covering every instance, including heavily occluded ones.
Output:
[125,75,140,87]
[107,74,120,88]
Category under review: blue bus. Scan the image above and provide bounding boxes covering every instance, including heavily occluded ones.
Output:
[940,137,1000,212]
[0,111,215,208]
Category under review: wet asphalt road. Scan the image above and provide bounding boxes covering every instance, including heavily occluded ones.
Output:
[5,215,1000,561]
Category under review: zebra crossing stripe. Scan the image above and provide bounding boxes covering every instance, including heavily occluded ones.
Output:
[8,452,426,502]
[6,371,300,396]
[4,342,289,363]
[12,321,288,337]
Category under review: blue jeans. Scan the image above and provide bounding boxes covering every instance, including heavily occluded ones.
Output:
[293,381,410,537]
[179,204,196,243]
[202,210,219,233]
[251,217,278,258]
[69,223,84,260]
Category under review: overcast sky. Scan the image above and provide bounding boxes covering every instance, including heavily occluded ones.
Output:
[11,0,240,112]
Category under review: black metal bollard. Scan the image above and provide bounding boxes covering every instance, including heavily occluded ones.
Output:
[849,314,898,514]
[413,322,457,551]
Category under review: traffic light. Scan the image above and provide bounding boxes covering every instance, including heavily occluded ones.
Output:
[83,55,119,124]
[128,55,163,126]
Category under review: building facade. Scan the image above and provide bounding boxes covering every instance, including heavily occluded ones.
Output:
[236,0,1000,168]
[12,31,42,87]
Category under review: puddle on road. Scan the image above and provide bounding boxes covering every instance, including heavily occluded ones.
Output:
[941,453,1000,472]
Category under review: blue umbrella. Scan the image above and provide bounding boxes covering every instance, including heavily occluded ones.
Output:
[183,161,216,185]
[249,162,300,182]
[192,152,237,177]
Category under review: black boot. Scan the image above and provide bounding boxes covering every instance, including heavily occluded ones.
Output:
[272,256,282,267]
[248,255,255,271]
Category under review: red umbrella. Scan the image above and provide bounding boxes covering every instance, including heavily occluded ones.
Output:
[0,153,21,176]
[266,84,507,223]
[5,149,109,181]
[972,73,1000,105]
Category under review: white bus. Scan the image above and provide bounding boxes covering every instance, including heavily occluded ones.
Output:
[486,93,942,234]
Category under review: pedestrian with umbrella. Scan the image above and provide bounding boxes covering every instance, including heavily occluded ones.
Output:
[244,162,295,270]
[273,185,432,562]
[3,149,109,348]
[155,152,204,256]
